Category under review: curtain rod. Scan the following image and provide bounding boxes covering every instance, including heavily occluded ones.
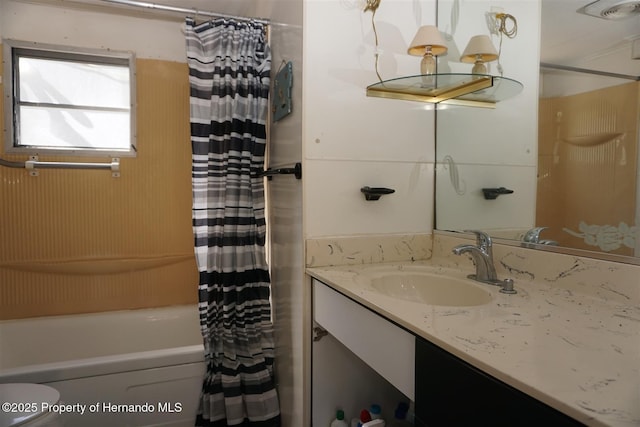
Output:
[540,62,640,81]
[100,0,270,25]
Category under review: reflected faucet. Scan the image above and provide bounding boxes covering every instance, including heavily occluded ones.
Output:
[522,227,558,246]
[452,230,516,294]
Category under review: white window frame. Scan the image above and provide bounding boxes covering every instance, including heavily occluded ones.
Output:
[2,39,137,157]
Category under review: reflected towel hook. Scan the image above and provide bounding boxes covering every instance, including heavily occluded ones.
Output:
[482,187,513,200]
[443,155,466,195]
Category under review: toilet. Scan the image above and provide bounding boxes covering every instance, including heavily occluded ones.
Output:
[0,383,62,426]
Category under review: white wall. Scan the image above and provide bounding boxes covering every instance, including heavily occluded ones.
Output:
[303,0,438,238]
[1,1,187,61]
[435,0,540,233]
[541,70,632,97]
[262,3,306,427]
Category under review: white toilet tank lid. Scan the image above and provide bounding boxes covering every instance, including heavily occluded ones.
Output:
[0,383,60,427]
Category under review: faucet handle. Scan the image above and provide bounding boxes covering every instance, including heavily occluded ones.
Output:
[464,230,493,250]
[499,278,517,294]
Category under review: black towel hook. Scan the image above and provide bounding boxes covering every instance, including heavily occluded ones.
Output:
[482,187,514,200]
[258,162,302,180]
[361,186,395,201]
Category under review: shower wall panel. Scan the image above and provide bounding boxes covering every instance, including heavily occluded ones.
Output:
[537,81,639,255]
[0,55,198,319]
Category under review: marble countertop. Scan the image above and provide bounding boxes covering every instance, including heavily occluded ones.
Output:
[307,260,640,427]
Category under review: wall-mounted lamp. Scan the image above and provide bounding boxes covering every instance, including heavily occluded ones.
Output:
[407,25,448,75]
[460,35,498,74]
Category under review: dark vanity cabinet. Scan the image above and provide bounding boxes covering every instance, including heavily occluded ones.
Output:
[414,337,585,426]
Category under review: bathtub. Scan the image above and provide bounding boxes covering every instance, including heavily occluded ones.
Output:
[0,305,205,427]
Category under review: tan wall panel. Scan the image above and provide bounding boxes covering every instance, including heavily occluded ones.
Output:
[0,49,198,319]
[537,98,565,234]
[537,81,639,255]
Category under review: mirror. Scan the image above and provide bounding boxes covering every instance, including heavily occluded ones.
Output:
[435,0,640,264]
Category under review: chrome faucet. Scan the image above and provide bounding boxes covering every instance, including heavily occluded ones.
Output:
[522,227,558,246]
[452,230,516,294]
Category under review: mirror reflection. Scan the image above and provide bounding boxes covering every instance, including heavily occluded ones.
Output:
[435,0,640,263]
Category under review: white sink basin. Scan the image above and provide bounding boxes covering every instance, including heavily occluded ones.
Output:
[356,266,493,307]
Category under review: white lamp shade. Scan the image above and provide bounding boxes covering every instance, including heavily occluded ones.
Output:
[460,35,499,63]
[408,25,448,56]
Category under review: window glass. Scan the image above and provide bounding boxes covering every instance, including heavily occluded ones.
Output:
[19,107,130,149]
[3,40,136,156]
[18,57,130,108]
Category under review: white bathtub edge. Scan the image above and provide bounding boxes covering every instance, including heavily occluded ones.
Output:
[0,344,205,384]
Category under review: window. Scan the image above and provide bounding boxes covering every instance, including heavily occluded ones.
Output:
[3,40,136,157]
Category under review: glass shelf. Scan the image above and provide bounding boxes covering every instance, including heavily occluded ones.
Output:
[366,73,524,108]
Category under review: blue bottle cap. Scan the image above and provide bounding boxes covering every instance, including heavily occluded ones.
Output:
[395,402,409,419]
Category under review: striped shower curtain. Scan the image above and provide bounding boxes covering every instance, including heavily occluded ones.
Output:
[185,17,281,427]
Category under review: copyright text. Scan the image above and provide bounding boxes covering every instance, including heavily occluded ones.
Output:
[1,401,183,415]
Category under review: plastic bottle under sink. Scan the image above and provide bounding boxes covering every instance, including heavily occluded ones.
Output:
[330,410,349,427]
[369,404,382,419]
[388,402,413,427]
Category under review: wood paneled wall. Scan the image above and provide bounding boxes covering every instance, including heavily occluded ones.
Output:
[537,81,639,255]
[0,47,198,319]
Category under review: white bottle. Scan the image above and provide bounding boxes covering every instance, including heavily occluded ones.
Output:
[362,420,385,427]
[331,410,349,427]
[369,404,382,420]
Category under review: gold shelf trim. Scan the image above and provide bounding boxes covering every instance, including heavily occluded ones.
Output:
[439,98,497,109]
[367,76,493,104]
[366,73,523,107]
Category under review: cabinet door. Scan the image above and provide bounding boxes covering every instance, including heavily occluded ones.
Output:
[414,337,584,426]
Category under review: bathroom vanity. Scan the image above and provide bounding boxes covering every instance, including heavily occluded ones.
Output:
[308,254,639,427]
